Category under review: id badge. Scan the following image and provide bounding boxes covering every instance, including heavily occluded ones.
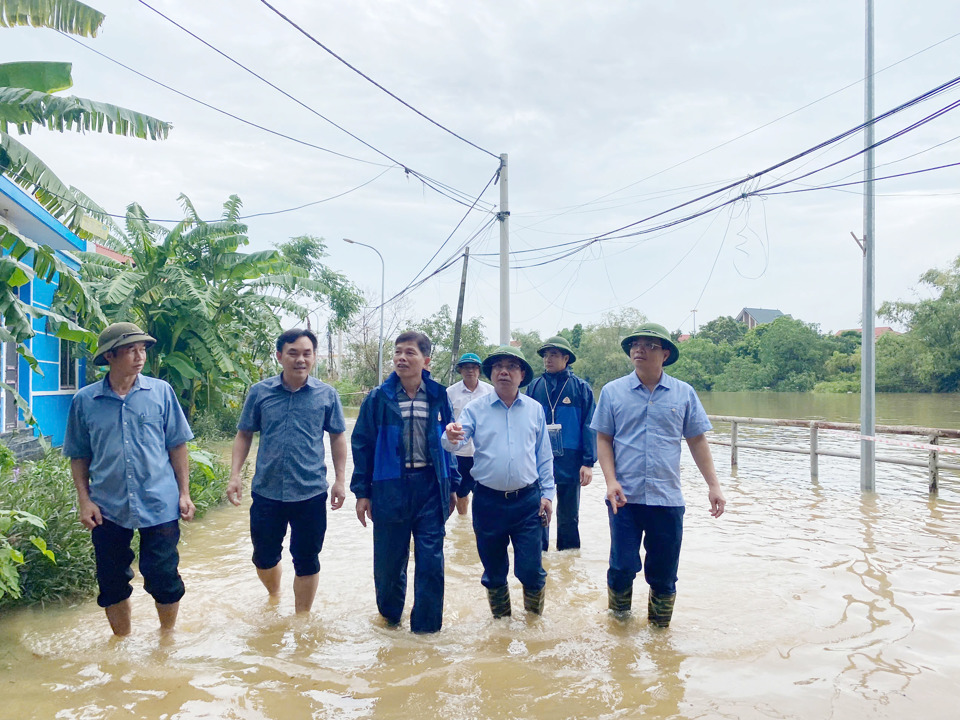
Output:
[546,423,564,457]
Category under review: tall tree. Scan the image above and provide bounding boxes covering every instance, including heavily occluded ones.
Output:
[880,255,960,392]
[411,303,489,384]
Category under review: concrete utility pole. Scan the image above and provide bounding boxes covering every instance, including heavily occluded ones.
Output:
[450,247,470,383]
[861,0,877,492]
[498,153,510,345]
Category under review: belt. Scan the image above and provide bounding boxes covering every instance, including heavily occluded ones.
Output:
[475,482,538,500]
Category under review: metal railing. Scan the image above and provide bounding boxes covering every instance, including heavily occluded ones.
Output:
[706,415,960,494]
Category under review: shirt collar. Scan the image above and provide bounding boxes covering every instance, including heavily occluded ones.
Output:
[94,373,148,399]
[266,374,321,392]
[629,370,670,393]
[490,389,527,408]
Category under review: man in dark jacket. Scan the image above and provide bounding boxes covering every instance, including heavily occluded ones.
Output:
[526,335,596,551]
[350,331,460,633]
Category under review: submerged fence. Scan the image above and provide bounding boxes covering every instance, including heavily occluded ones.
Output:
[706,415,960,494]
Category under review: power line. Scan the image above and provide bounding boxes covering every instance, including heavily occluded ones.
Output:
[4,165,396,224]
[513,29,960,224]
[384,170,502,307]
[757,160,960,197]
[134,0,498,211]
[474,74,960,270]
[256,0,500,161]
[57,31,392,168]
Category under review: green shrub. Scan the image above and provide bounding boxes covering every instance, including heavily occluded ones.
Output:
[0,442,16,475]
[0,442,230,610]
[0,453,96,608]
[329,377,367,407]
[190,404,242,440]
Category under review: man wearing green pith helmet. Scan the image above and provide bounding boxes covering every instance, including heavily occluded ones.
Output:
[446,352,494,515]
[526,335,596,551]
[590,323,726,628]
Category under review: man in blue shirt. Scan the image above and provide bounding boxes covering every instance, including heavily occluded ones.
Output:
[350,331,460,633]
[590,323,726,628]
[446,352,494,515]
[526,335,596,551]
[443,346,555,618]
[229,328,347,614]
[64,322,195,636]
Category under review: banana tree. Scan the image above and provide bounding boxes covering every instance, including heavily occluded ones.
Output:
[1,0,171,231]
[80,194,356,418]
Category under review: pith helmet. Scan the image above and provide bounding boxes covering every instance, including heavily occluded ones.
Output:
[455,352,482,370]
[481,345,535,387]
[93,322,156,366]
[537,335,576,364]
[620,323,679,366]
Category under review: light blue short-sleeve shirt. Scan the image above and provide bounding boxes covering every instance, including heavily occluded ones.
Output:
[590,370,712,507]
[63,374,194,529]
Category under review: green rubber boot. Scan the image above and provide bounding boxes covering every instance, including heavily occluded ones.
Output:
[523,585,546,615]
[607,585,633,614]
[648,590,676,628]
[486,585,512,618]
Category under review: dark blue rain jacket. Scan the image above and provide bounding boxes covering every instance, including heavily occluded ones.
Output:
[350,370,460,522]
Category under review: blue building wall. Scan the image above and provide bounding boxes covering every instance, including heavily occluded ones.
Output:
[1,175,88,447]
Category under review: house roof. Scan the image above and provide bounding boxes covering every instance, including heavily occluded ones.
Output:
[0,175,86,255]
[739,307,785,324]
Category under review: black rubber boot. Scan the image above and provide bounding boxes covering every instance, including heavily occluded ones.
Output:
[486,585,511,618]
[607,585,633,614]
[648,590,676,628]
[523,585,545,615]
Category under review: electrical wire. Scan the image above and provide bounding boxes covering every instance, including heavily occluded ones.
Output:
[513,29,960,224]
[383,168,501,305]
[134,0,498,211]
[57,31,392,168]
[4,165,396,223]
[256,0,499,161]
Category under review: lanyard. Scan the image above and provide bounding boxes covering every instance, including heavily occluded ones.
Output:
[545,377,570,425]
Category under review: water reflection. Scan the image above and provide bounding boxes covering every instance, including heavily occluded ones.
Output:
[2,415,960,719]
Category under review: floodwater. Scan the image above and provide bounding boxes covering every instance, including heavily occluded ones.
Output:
[2,396,960,720]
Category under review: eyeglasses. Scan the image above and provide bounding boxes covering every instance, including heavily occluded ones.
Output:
[629,340,663,351]
[491,361,523,372]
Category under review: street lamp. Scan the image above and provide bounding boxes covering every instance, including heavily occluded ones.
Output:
[343,238,385,385]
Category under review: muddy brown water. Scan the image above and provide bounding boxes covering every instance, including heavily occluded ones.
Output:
[2,396,960,719]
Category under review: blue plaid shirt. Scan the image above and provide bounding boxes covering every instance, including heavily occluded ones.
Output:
[237,374,346,502]
[590,371,712,507]
[63,374,194,529]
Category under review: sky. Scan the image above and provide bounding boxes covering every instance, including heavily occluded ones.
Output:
[5,0,960,342]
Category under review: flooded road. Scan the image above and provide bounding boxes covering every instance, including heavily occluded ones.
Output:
[2,420,960,719]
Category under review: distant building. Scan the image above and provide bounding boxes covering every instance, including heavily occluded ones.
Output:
[677,334,692,343]
[736,307,785,330]
[834,327,900,339]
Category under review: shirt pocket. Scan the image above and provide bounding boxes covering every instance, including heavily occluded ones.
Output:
[648,403,684,439]
[135,412,166,445]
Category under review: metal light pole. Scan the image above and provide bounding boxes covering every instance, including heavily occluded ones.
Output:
[343,238,385,385]
[860,0,877,492]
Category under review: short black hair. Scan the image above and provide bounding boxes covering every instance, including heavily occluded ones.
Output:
[395,330,431,357]
[276,328,318,353]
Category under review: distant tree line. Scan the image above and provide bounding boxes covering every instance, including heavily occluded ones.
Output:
[342,253,960,396]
